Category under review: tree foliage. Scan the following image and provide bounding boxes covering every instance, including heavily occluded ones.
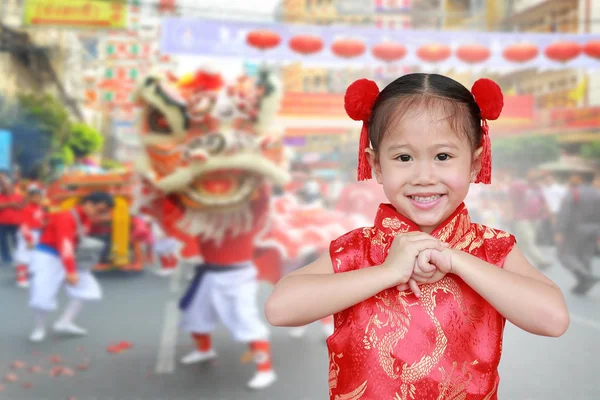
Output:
[0,93,104,179]
[580,140,600,162]
[68,123,104,159]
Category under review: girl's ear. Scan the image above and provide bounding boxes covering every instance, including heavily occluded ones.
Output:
[471,146,484,183]
[365,148,383,184]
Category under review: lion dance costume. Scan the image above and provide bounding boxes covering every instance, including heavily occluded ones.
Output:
[133,66,368,389]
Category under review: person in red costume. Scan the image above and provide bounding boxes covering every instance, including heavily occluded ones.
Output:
[266,74,570,399]
[28,191,114,342]
[177,184,276,390]
[0,174,24,264]
[13,184,46,288]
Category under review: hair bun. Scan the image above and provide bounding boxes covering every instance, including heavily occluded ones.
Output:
[344,79,380,122]
[471,78,503,121]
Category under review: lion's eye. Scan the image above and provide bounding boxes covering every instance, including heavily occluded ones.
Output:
[147,107,172,135]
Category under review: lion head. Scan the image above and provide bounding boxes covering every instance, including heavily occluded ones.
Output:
[134,68,289,212]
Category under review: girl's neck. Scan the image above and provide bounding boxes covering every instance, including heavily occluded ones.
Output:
[417,225,436,234]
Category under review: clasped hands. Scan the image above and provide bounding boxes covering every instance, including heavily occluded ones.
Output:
[383,231,453,298]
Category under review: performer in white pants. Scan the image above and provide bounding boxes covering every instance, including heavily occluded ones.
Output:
[14,184,45,288]
[28,192,115,342]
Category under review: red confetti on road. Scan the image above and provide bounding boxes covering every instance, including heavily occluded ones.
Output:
[50,366,64,377]
[107,345,122,354]
[76,363,89,371]
[22,382,33,389]
[11,360,26,369]
[28,365,42,374]
[0,384,4,391]
[49,355,62,364]
[61,368,75,377]
[118,341,133,350]
[4,373,18,383]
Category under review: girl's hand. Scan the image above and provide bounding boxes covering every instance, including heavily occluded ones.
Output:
[382,232,446,289]
[396,248,453,296]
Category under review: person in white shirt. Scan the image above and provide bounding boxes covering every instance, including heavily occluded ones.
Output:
[540,172,567,247]
[541,172,567,216]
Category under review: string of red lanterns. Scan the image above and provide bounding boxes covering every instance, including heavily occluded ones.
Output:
[331,38,366,58]
[456,44,490,64]
[544,41,581,62]
[289,34,323,55]
[583,40,600,59]
[244,30,600,64]
[246,29,281,50]
[371,42,407,62]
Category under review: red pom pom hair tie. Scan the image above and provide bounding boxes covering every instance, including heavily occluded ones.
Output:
[470,78,504,185]
[344,79,380,181]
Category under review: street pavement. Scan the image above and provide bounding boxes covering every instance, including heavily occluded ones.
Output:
[0,247,598,400]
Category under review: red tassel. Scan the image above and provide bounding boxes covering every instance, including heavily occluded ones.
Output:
[357,123,372,181]
[475,122,492,184]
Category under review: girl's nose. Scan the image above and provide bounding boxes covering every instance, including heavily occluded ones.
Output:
[412,161,437,186]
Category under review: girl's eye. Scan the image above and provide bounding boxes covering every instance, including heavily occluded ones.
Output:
[396,154,412,162]
[435,153,451,161]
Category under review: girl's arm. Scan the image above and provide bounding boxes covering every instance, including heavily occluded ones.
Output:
[265,252,396,327]
[265,232,446,327]
[450,245,569,337]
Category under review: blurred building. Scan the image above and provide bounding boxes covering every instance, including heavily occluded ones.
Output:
[442,0,507,31]
[499,0,581,109]
[496,0,599,152]
[0,0,84,120]
[80,2,178,163]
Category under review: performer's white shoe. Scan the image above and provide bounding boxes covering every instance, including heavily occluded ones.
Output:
[53,321,88,336]
[322,323,335,338]
[29,327,46,342]
[288,326,308,338]
[154,268,175,277]
[247,370,277,390]
[180,349,217,365]
[16,281,29,289]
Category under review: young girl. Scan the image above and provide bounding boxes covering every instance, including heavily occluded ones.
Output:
[265,74,569,399]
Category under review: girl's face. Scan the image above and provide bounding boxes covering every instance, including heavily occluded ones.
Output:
[367,105,481,233]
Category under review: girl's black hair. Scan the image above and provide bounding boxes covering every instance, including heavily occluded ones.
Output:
[368,73,482,154]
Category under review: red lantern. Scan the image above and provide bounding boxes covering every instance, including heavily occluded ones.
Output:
[456,44,490,64]
[583,40,600,59]
[158,0,176,13]
[371,42,406,62]
[246,30,281,50]
[331,38,366,58]
[544,41,581,62]
[416,44,451,63]
[289,34,323,55]
[502,43,538,63]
